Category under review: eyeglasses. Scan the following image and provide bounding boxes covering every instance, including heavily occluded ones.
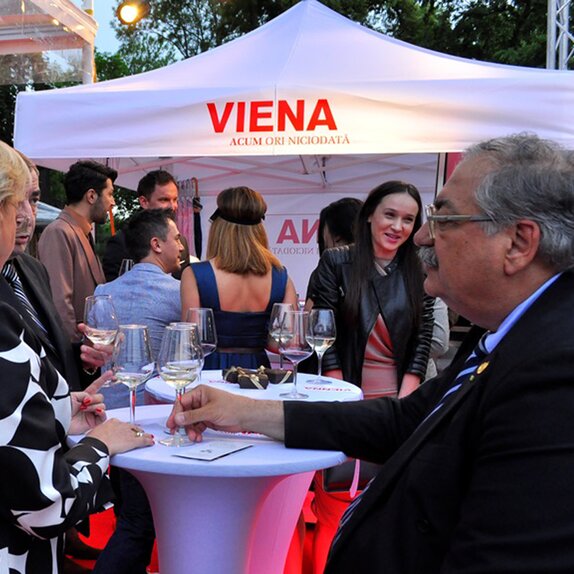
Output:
[425,204,494,240]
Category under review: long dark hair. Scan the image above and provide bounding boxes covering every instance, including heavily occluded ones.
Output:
[344,181,424,333]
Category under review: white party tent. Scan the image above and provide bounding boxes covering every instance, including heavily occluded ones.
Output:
[13,0,574,293]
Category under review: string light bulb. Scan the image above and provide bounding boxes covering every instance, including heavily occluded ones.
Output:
[116,0,150,26]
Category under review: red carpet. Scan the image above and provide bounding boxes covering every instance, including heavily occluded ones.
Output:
[71,493,317,573]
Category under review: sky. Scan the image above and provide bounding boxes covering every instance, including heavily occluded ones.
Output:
[85,0,121,53]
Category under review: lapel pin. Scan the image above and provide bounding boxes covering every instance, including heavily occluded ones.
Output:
[476,361,489,375]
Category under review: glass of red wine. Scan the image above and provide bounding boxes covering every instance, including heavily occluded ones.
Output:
[279,310,313,400]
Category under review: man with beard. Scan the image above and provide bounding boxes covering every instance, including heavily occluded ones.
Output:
[168,133,574,573]
[38,161,117,343]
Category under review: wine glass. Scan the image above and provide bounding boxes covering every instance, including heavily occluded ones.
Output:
[119,258,134,275]
[113,325,154,424]
[279,310,313,400]
[157,323,204,446]
[267,303,295,369]
[185,308,217,381]
[83,295,119,346]
[306,308,336,384]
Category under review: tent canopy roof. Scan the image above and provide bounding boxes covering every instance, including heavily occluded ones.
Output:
[14,0,574,193]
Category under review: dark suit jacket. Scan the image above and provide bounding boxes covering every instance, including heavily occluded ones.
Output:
[285,271,574,573]
[0,254,82,391]
[102,228,190,282]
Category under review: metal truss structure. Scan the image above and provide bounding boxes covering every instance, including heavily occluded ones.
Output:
[547,0,574,69]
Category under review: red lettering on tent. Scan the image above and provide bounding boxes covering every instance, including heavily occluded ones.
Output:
[208,99,338,133]
[207,102,234,133]
[277,220,299,243]
[301,219,319,243]
[307,99,337,130]
[277,100,305,131]
[236,101,246,132]
[250,101,274,132]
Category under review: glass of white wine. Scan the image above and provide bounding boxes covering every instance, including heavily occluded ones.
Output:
[113,325,154,424]
[279,310,313,400]
[157,323,204,447]
[83,295,119,345]
[306,308,336,384]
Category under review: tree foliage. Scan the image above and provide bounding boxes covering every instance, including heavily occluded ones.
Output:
[109,0,552,69]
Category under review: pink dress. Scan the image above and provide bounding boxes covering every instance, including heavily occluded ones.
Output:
[361,314,399,400]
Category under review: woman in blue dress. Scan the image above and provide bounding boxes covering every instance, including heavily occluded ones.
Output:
[181,186,298,369]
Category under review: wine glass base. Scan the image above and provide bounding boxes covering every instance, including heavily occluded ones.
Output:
[307,376,333,385]
[279,390,309,400]
[159,434,193,447]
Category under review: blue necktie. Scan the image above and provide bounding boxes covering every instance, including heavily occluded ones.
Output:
[422,333,489,423]
[2,261,48,334]
[330,333,490,552]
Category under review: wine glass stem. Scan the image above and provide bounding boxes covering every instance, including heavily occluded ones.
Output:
[129,388,136,425]
[279,352,284,369]
[317,351,324,378]
[176,389,186,437]
[292,362,299,395]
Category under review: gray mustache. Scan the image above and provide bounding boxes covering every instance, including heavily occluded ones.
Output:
[418,246,438,268]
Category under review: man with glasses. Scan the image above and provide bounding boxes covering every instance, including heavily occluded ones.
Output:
[169,133,574,573]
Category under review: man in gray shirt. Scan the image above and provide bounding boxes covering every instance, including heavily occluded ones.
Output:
[93,208,183,574]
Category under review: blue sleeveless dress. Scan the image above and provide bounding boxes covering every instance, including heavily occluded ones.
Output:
[191,261,288,369]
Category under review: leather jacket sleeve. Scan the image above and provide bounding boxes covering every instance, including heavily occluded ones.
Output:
[404,294,435,380]
[308,248,347,374]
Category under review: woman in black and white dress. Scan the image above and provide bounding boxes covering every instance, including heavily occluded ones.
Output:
[0,141,153,574]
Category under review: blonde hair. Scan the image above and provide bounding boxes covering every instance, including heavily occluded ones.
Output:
[0,141,28,207]
[207,186,282,275]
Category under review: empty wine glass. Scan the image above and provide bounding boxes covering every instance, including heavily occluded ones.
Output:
[306,308,336,384]
[157,323,204,446]
[83,295,119,346]
[279,310,313,400]
[119,258,134,275]
[185,308,217,381]
[113,325,154,424]
[268,303,295,369]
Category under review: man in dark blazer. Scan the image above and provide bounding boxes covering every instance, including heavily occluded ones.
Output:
[102,170,191,281]
[2,157,110,391]
[168,133,574,574]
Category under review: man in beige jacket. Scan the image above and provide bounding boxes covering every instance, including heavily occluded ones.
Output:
[38,161,117,343]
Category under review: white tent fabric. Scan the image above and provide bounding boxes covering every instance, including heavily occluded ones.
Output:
[13,0,574,294]
[14,0,574,167]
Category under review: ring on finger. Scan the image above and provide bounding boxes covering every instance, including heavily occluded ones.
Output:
[131,427,144,438]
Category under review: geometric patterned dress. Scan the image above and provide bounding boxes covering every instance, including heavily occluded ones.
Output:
[0,303,112,574]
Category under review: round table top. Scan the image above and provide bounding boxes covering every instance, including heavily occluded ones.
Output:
[73,404,348,478]
[145,370,363,404]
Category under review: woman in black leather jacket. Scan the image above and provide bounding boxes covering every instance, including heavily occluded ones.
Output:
[309,180,434,398]
[306,181,435,574]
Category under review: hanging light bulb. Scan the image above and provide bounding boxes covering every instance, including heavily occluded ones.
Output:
[116,0,150,26]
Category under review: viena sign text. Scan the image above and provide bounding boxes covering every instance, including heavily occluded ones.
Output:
[206,98,351,148]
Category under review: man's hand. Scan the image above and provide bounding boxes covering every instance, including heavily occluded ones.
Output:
[167,385,286,442]
[77,322,114,369]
